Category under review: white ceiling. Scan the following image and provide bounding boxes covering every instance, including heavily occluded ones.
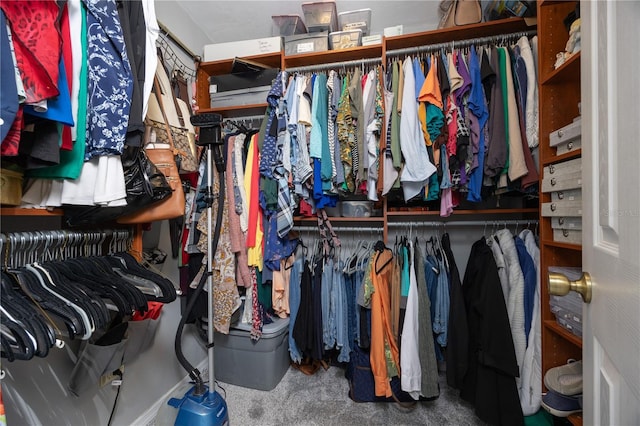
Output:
[156,0,443,58]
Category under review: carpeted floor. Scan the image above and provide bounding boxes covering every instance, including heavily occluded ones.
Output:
[216,365,487,426]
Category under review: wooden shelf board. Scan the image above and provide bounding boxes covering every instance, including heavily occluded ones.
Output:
[386,208,539,216]
[294,216,384,224]
[568,413,583,426]
[541,149,582,166]
[539,0,575,6]
[541,51,581,85]
[198,104,268,118]
[199,52,282,75]
[283,45,383,69]
[541,239,582,251]
[385,18,534,51]
[544,319,583,348]
[0,207,63,216]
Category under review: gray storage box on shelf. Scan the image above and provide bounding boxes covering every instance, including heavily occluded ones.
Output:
[214,316,290,391]
[329,29,362,50]
[548,267,584,337]
[541,157,582,193]
[209,85,271,108]
[272,15,307,36]
[302,1,338,33]
[549,116,582,156]
[338,8,371,36]
[284,31,329,55]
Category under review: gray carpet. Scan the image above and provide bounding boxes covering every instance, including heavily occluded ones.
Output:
[216,365,487,426]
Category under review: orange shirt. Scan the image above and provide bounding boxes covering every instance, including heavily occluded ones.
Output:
[370,249,401,397]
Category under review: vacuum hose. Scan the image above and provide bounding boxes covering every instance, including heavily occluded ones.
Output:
[174,164,225,396]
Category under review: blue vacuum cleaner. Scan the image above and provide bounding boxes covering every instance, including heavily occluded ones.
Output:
[168,113,229,426]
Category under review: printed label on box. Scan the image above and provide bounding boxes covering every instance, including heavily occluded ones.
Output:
[344,21,366,30]
[297,42,315,53]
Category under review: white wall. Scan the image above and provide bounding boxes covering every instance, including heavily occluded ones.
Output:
[156,0,443,56]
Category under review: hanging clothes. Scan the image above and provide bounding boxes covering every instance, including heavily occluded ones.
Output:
[400,57,436,201]
[370,245,400,398]
[460,238,524,426]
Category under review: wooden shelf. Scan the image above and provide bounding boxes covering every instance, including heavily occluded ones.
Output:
[283,45,383,69]
[0,207,63,216]
[541,52,581,86]
[199,104,268,118]
[386,208,539,217]
[568,413,583,426]
[544,320,583,348]
[384,18,534,52]
[540,239,582,251]
[198,52,282,75]
[541,149,582,166]
[294,216,384,224]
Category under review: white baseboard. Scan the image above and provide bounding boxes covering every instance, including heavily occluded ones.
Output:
[131,360,208,426]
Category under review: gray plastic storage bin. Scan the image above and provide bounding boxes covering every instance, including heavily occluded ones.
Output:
[272,15,307,36]
[302,1,338,33]
[341,200,373,217]
[284,32,329,56]
[209,85,271,108]
[214,317,290,391]
[338,9,372,36]
[329,29,362,50]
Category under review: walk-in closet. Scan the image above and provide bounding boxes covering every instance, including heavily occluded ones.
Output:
[2,1,639,425]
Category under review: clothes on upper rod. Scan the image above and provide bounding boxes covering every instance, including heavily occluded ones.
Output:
[1,0,163,207]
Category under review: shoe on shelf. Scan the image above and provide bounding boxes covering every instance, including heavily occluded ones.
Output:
[544,359,583,396]
[541,389,583,418]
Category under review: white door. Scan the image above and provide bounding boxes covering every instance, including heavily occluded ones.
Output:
[581,1,640,425]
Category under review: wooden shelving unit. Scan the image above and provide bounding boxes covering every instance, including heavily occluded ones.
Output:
[0,207,64,216]
[538,1,583,425]
[195,17,539,248]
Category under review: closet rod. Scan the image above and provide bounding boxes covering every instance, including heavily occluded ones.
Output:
[385,29,537,58]
[387,219,538,228]
[286,57,382,73]
[224,114,265,122]
[294,225,383,234]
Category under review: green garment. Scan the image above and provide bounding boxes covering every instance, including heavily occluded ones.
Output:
[498,47,510,175]
[27,4,88,180]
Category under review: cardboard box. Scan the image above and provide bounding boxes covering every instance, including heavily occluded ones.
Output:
[203,37,282,62]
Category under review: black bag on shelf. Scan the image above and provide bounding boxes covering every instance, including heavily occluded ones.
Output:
[64,146,172,227]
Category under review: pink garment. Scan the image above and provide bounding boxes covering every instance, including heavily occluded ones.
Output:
[272,254,293,318]
[226,137,251,288]
[440,187,453,217]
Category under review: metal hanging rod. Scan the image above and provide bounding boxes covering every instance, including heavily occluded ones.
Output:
[224,114,265,123]
[385,30,537,58]
[387,219,538,228]
[286,57,382,74]
[294,225,383,234]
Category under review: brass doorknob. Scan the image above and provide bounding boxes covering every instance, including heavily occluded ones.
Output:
[548,271,592,303]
